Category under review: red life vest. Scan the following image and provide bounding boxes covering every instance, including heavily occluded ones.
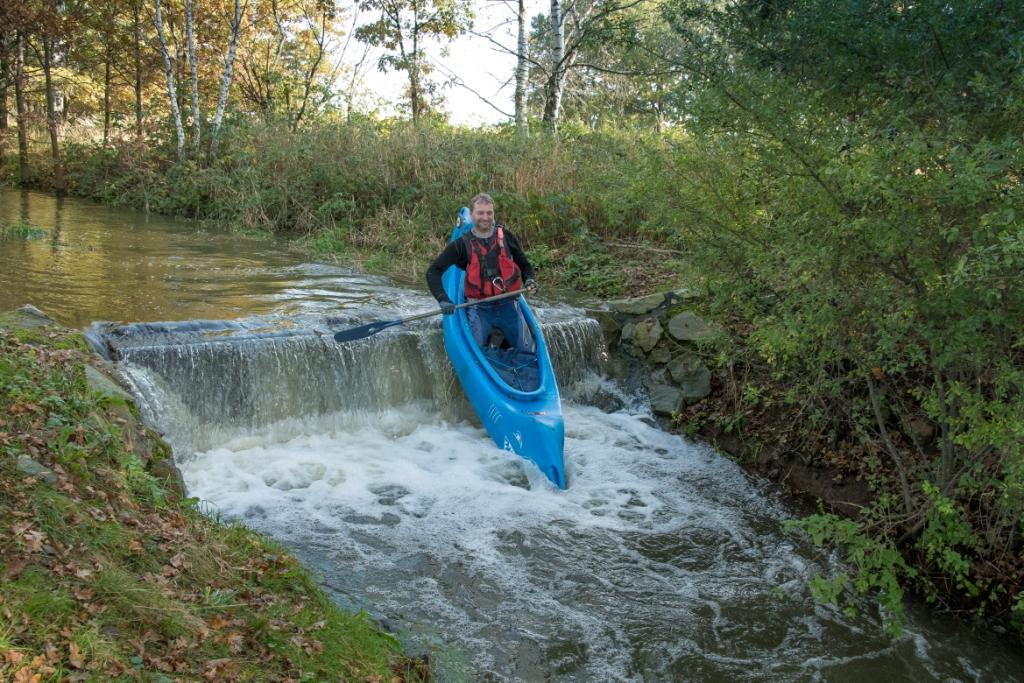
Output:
[463,226,523,299]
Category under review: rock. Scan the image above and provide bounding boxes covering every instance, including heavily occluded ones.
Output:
[18,304,53,322]
[609,292,666,315]
[620,322,636,343]
[648,344,672,364]
[665,288,700,304]
[606,356,631,382]
[16,454,59,485]
[586,309,622,346]
[649,384,683,416]
[667,353,712,402]
[667,311,715,341]
[84,364,134,403]
[632,318,663,353]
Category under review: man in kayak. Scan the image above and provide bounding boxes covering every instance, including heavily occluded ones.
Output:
[426,193,539,351]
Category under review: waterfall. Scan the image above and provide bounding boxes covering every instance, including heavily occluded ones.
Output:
[90,309,606,457]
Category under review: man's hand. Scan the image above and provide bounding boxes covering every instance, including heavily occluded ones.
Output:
[439,300,456,315]
[525,279,539,295]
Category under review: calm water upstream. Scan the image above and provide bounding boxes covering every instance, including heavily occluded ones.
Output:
[2,189,1022,681]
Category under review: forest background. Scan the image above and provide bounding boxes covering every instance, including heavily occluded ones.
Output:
[1,0,1022,637]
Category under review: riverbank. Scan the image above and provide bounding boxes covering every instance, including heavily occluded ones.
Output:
[0,306,427,681]
[4,115,1021,639]
[601,291,1023,639]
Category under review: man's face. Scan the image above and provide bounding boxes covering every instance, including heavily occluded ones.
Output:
[471,202,495,231]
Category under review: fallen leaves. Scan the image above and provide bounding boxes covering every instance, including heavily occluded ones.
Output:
[1,328,410,683]
[68,642,84,668]
[203,657,242,681]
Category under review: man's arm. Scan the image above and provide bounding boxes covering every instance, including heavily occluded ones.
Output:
[425,240,465,302]
[506,231,536,283]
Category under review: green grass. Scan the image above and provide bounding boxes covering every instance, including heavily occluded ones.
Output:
[0,314,424,682]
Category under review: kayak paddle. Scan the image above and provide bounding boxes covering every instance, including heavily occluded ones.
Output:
[333,289,528,343]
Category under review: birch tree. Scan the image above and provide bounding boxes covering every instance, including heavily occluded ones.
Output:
[41,33,65,192]
[544,0,564,130]
[154,0,185,161]
[185,0,200,152]
[514,0,527,134]
[536,0,644,132]
[210,0,245,156]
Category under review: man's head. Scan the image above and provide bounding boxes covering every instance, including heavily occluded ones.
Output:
[469,193,495,232]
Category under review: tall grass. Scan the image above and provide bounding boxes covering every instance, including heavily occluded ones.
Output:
[52,119,691,296]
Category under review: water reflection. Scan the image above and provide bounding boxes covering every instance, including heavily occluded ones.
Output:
[0,189,395,328]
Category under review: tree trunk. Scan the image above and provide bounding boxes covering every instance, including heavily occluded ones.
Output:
[42,37,66,194]
[514,0,528,135]
[410,1,421,124]
[210,0,243,156]
[185,0,200,153]
[103,44,112,145]
[14,32,29,185]
[544,0,565,132]
[291,10,327,130]
[154,0,186,161]
[133,2,144,138]
[1,33,9,130]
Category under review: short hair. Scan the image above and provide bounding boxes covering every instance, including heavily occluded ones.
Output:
[469,193,495,210]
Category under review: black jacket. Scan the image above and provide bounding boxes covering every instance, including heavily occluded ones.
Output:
[425,228,535,303]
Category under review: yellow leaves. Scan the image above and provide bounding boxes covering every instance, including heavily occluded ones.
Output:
[13,668,41,683]
[68,642,84,669]
[3,651,54,683]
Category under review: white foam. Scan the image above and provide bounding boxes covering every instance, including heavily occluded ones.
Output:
[178,401,1024,681]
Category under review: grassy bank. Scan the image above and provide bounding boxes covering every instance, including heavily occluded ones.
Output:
[0,307,425,682]
[1,121,692,299]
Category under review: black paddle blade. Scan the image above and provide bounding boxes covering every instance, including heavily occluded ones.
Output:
[333,319,402,343]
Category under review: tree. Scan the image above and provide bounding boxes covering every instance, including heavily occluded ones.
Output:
[209,0,246,155]
[185,0,200,152]
[355,0,472,123]
[235,0,345,127]
[514,0,527,134]
[154,0,186,160]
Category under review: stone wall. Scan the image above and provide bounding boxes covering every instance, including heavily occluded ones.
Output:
[589,290,717,416]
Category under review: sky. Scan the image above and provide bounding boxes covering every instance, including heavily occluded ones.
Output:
[346,0,547,126]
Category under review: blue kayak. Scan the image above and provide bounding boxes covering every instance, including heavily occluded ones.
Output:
[441,208,567,488]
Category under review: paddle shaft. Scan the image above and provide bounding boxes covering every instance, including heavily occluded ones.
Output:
[400,288,526,325]
[333,288,529,342]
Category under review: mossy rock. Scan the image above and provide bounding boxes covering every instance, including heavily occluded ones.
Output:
[667,311,715,342]
[632,318,663,353]
[85,364,135,404]
[609,292,666,315]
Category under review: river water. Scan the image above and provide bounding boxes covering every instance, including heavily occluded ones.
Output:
[2,189,1021,681]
